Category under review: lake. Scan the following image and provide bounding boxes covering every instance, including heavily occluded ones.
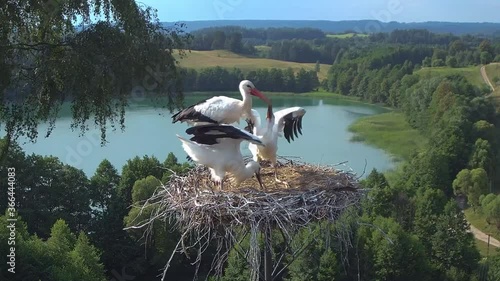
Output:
[7,94,394,177]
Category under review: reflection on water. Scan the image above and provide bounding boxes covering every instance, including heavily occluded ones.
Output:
[4,94,393,177]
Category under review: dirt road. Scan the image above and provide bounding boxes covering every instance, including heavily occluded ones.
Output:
[481,62,500,93]
[469,224,500,248]
[481,65,495,92]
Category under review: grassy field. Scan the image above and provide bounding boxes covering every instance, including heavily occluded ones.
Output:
[416,66,486,87]
[348,112,427,163]
[465,209,500,242]
[175,50,330,80]
[326,33,368,39]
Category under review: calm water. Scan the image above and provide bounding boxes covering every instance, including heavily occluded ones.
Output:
[7,94,394,177]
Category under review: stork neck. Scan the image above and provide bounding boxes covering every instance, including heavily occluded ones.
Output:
[231,162,255,182]
[266,116,274,130]
[240,87,252,107]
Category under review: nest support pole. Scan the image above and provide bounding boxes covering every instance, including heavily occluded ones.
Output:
[125,159,364,281]
[264,225,272,281]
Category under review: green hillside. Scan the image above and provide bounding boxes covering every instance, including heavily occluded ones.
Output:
[175,50,330,80]
[416,66,485,87]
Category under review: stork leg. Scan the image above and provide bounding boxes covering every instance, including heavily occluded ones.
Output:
[273,163,290,188]
[255,172,265,191]
[212,180,223,191]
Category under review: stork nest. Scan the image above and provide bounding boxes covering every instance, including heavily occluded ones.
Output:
[126,158,364,281]
[209,158,357,192]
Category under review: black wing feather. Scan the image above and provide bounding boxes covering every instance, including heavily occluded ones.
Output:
[284,119,293,143]
[171,98,218,124]
[283,113,305,143]
[297,116,303,135]
[186,124,261,145]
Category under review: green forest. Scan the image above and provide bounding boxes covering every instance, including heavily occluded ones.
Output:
[2,1,500,281]
[181,67,319,93]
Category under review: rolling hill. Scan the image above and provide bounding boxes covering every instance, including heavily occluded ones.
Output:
[175,50,330,80]
[163,20,500,35]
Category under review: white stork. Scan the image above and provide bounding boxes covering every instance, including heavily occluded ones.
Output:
[246,105,306,187]
[172,80,271,125]
[177,124,265,190]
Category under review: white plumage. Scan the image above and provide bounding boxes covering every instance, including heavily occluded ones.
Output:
[177,124,266,190]
[172,80,271,125]
[246,105,306,186]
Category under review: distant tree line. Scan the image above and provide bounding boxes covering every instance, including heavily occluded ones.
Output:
[189,29,255,54]
[190,26,326,52]
[420,38,500,67]
[181,66,319,93]
[189,27,500,66]
[370,29,466,45]
[267,29,500,64]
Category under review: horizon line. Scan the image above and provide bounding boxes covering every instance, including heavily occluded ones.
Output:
[161,19,500,24]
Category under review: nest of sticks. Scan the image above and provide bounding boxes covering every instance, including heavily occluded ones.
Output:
[126,158,364,280]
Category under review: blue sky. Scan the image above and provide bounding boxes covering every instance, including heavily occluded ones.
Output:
[136,0,500,23]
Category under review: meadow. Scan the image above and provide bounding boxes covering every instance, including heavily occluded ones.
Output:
[348,112,427,163]
[174,50,331,80]
[416,66,485,87]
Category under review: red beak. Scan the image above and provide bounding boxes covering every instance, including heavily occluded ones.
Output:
[266,104,273,120]
[250,88,271,105]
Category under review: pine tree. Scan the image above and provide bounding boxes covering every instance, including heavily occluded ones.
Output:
[47,219,76,255]
[430,201,480,276]
[68,232,106,281]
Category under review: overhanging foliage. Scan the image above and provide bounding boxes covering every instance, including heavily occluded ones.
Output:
[0,0,190,148]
